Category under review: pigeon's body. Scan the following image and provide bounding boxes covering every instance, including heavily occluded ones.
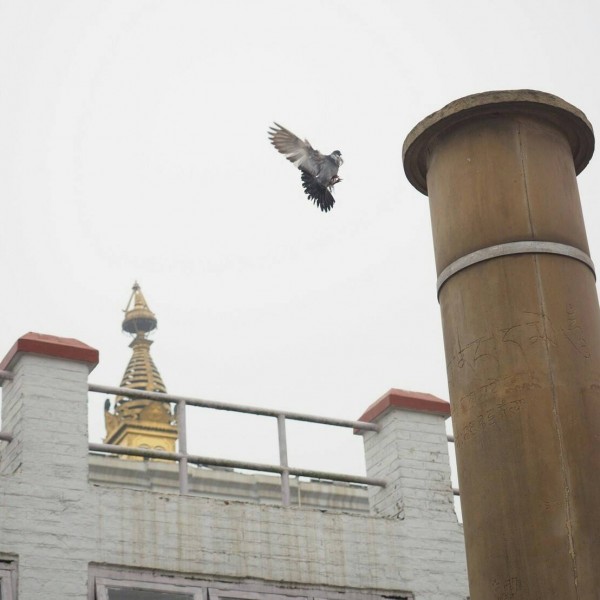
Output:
[268,123,342,212]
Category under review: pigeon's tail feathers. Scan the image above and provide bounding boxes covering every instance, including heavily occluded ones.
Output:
[300,170,335,212]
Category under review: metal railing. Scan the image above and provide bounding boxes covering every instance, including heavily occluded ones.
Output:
[88,382,385,505]
[0,368,460,501]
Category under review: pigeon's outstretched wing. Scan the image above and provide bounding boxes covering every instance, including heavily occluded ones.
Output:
[268,123,324,177]
[301,171,335,212]
[268,122,343,212]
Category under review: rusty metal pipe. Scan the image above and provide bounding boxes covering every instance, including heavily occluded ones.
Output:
[404,90,598,598]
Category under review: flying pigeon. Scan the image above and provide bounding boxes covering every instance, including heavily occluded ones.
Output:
[268,123,343,212]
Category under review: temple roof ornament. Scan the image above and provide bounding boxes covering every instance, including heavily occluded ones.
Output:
[104,282,178,453]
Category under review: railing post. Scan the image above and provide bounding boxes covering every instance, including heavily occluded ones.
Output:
[277,414,290,506]
[177,398,189,494]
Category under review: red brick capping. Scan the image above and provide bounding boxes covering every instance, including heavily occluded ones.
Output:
[356,388,451,433]
[0,332,99,372]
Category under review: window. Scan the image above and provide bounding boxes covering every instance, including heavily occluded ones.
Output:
[0,562,16,600]
[209,590,306,600]
[91,568,413,600]
[95,578,200,600]
[103,591,193,600]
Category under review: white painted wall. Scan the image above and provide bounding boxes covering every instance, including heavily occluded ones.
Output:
[0,348,468,600]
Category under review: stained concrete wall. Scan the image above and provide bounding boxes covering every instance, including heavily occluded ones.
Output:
[0,335,468,600]
[88,454,371,513]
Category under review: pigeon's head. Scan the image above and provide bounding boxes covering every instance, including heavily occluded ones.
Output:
[330,150,343,166]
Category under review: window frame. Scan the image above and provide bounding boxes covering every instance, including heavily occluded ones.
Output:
[95,576,203,600]
[208,588,308,600]
[0,562,16,600]
[90,567,413,600]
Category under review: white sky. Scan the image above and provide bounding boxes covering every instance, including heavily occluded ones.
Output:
[1,0,600,483]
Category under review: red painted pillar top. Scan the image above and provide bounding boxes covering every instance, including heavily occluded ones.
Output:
[358,388,450,427]
[0,332,99,372]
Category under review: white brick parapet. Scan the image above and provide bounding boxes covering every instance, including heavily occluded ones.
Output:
[0,333,98,599]
[0,332,98,479]
[357,389,457,521]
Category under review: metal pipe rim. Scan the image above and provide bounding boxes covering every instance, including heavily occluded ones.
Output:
[403,90,595,195]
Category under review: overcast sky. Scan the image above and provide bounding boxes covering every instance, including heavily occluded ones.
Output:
[1,0,600,482]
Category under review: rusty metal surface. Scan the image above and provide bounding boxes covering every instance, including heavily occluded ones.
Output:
[404,90,600,598]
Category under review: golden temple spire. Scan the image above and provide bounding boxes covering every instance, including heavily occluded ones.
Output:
[119,281,166,393]
[104,282,177,454]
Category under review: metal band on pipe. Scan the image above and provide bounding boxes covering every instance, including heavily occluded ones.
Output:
[437,241,596,297]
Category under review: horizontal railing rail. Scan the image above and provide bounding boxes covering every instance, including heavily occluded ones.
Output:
[88,383,380,431]
[88,442,386,487]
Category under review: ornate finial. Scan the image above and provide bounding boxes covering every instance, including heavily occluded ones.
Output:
[104,283,177,454]
[122,281,157,336]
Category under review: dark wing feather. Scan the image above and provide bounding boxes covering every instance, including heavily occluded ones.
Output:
[300,170,335,213]
[268,123,323,177]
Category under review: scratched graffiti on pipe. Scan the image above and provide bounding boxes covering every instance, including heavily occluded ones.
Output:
[446,304,593,448]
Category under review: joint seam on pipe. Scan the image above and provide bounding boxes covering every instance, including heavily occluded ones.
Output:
[437,241,596,297]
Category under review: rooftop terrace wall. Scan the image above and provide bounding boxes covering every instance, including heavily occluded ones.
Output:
[0,333,468,600]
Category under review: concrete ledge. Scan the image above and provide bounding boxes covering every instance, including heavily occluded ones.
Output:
[356,388,451,432]
[0,332,99,372]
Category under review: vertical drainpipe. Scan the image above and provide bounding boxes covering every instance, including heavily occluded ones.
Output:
[403,90,599,598]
